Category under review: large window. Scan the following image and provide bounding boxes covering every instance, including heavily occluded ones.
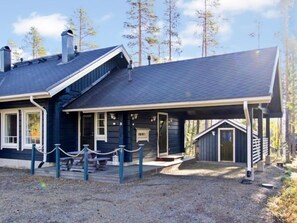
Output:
[23,110,42,148]
[1,111,18,149]
[95,112,107,141]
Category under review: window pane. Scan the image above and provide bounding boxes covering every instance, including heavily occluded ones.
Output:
[99,128,105,135]
[5,114,17,144]
[96,113,106,137]
[26,112,40,144]
[98,113,104,119]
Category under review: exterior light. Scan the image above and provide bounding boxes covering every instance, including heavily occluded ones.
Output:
[131,113,138,120]
[110,113,116,120]
[151,116,156,122]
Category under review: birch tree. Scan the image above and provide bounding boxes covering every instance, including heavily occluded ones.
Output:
[23,27,46,59]
[123,0,159,66]
[67,8,97,51]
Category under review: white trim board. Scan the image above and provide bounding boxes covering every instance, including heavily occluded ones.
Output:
[157,112,169,157]
[63,96,272,113]
[218,128,236,162]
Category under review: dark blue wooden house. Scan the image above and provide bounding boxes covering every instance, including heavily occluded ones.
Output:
[193,120,259,163]
[0,29,282,180]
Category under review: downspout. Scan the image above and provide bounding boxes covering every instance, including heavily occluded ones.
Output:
[30,96,47,163]
[243,101,252,174]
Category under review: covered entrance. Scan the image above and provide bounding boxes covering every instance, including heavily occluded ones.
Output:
[157,113,168,157]
[80,113,94,150]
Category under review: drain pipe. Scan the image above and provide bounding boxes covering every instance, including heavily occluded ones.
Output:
[30,96,47,164]
[243,101,252,179]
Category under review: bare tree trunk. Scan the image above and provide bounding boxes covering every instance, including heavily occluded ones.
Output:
[168,0,172,61]
[138,0,142,66]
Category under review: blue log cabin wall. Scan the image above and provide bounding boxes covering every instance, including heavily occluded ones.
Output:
[0,53,127,163]
[197,122,247,163]
[93,111,185,162]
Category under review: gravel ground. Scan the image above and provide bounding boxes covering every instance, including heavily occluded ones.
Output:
[0,160,284,223]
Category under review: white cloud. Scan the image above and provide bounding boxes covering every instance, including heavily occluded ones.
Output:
[13,12,67,38]
[180,22,202,47]
[177,0,280,17]
[262,9,281,18]
[98,13,114,23]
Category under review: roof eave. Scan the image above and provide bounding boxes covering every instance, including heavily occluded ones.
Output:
[63,96,272,113]
[0,92,50,102]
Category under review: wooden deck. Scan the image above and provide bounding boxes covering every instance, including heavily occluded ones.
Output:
[34,158,193,183]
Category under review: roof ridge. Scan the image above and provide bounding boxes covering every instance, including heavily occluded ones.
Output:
[134,46,278,69]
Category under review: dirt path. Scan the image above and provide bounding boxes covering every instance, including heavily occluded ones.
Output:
[0,161,284,223]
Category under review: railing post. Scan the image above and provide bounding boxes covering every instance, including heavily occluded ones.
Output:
[55,144,61,178]
[119,145,125,183]
[83,144,89,181]
[31,144,36,175]
[139,144,144,179]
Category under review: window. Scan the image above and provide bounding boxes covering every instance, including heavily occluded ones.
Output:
[95,112,107,141]
[1,111,18,149]
[23,110,42,148]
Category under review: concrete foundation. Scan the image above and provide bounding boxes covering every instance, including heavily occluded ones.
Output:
[265,155,271,165]
[257,161,264,172]
[244,168,254,181]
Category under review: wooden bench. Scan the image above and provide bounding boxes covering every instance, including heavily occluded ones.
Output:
[60,157,74,171]
[88,157,110,171]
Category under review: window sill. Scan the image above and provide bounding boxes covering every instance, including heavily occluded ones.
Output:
[1,144,18,150]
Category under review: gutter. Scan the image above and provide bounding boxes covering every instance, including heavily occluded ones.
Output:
[30,96,47,163]
[243,101,252,173]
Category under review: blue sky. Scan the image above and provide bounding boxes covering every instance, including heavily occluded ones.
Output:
[0,0,296,62]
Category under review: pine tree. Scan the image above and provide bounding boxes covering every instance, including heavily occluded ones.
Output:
[23,27,46,59]
[196,0,220,57]
[163,0,182,61]
[123,0,159,66]
[67,8,97,51]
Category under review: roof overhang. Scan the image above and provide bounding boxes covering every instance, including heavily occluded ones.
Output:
[47,45,130,97]
[63,96,272,113]
[0,92,50,102]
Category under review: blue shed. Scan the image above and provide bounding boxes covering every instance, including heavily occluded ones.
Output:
[193,120,258,163]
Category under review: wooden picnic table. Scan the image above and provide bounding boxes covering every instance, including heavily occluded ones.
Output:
[62,150,110,172]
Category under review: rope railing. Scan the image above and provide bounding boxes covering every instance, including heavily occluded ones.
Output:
[87,148,120,156]
[31,143,145,183]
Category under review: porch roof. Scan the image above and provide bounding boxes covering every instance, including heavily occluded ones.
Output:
[64,47,282,117]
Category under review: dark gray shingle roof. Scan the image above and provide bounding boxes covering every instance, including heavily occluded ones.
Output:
[0,46,118,97]
[66,47,278,110]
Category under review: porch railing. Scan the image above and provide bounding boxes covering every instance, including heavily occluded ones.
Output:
[31,143,144,184]
[252,138,261,164]
[263,138,268,156]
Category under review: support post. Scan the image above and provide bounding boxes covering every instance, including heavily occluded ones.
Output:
[265,115,272,165]
[31,144,36,175]
[55,144,61,178]
[119,145,125,183]
[244,102,254,181]
[139,144,144,179]
[83,144,89,181]
[257,109,264,171]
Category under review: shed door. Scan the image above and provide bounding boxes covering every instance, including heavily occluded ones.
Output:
[220,129,234,161]
[81,113,94,150]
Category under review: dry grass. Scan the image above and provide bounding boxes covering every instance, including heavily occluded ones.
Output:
[268,159,297,223]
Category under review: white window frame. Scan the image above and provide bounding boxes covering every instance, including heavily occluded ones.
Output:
[95,112,107,142]
[218,128,236,162]
[1,110,19,150]
[22,109,42,150]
